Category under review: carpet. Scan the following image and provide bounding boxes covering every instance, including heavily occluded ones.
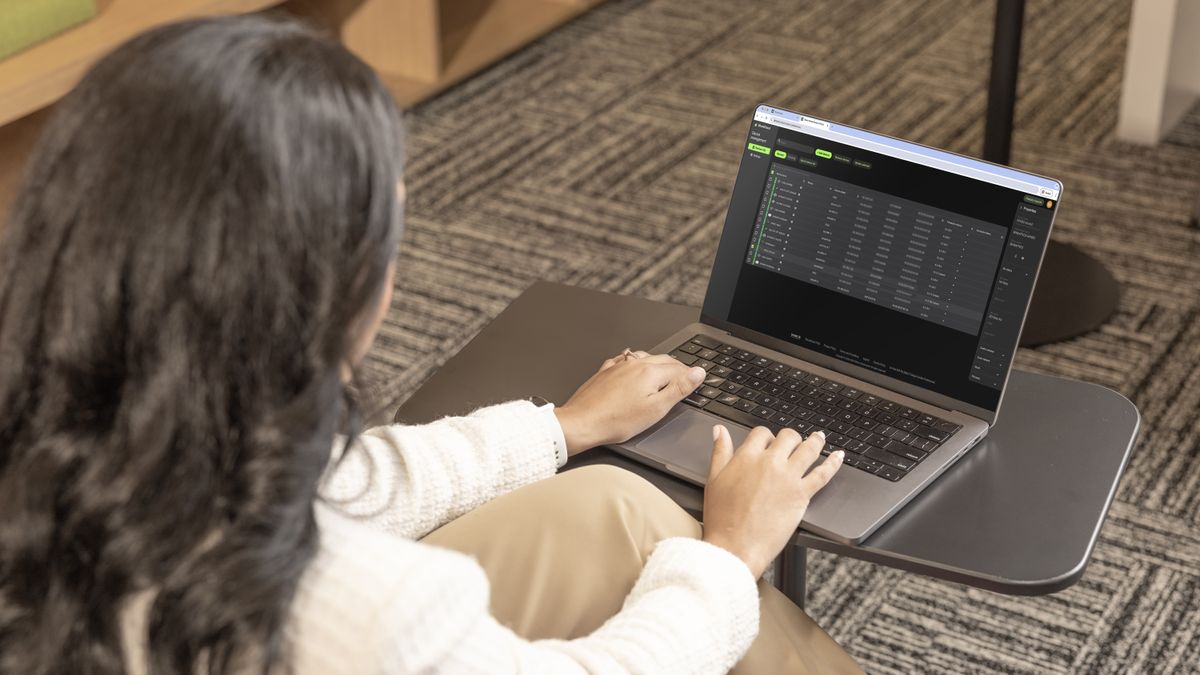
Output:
[359,0,1200,671]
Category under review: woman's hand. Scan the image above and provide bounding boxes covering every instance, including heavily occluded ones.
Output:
[553,350,706,455]
[701,425,843,578]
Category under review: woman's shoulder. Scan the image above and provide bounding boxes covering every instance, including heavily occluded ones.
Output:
[285,504,492,673]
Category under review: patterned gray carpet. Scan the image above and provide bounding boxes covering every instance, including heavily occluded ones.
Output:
[359,0,1200,671]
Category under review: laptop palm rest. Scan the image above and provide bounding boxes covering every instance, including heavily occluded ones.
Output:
[635,410,751,483]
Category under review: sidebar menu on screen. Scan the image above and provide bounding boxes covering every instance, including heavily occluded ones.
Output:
[968,200,1053,387]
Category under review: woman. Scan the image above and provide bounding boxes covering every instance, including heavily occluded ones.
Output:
[0,15,860,675]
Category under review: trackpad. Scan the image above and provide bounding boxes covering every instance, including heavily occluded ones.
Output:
[636,410,751,481]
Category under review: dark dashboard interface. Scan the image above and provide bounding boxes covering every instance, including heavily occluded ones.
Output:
[703,112,1058,411]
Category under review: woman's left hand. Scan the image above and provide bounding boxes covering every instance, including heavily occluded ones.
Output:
[553,350,706,455]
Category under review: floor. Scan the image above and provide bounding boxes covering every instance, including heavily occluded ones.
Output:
[363,0,1200,672]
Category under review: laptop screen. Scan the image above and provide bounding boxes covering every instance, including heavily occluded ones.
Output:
[702,105,1060,413]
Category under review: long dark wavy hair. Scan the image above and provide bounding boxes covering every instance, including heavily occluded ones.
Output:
[0,15,404,674]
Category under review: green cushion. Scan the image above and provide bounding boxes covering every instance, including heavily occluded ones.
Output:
[0,0,97,61]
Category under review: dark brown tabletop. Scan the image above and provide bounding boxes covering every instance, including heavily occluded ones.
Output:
[394,282,1139,595]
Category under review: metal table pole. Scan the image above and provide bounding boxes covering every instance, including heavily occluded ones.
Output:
[985,0,1120,347]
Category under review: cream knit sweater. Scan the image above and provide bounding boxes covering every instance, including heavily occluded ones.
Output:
[122,400,761,673]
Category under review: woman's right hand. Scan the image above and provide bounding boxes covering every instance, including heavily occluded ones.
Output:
[701,425,843,578]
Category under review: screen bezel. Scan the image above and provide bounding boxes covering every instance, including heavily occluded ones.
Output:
[700,104,1063,425]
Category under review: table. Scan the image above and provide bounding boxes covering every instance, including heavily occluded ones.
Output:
[394,282,1139,604]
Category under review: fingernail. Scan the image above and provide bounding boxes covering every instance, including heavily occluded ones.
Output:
[712,425,721,441]
[814,430,826,439]
[688,367,705,384]
[833,450,844,462]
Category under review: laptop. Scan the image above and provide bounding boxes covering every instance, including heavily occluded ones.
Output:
[612,104,1061,545]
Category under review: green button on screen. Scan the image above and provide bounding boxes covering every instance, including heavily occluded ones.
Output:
[815,149,832,159]
[748,143,770,155]
[774,149,787,158]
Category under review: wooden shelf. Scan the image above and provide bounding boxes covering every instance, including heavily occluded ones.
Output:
[0,0,284,127]
[298,0,603,108]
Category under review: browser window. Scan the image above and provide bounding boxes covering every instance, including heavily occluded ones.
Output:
[703,106,1060,411]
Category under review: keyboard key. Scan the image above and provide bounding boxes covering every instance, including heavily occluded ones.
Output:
[716,393,740,406]
[772,413,794,426]
[711,365,733,377]
[740,390,760,402]
[934,420,961,434]
[864,447,907,470]
[720,381,743,394]
[770,363,790,374]
[915,425,950,442]
[716,344,739,355]
[735,350,754,361]
[856,457,883,473]
[842,387,863,399]
[670,351,698,365]
[714,355,736,367]
[732,360,753,372]
[860,394,881,406]
[703,374,725,387]
[759,396,778,407]
[829,421,852,433]
[878,401,899,413]
[887,443,924,462]
[699,386,722,399]
[876,412,897,424]
[804,374,825,385]
[753,356,773,367]
[898,407,918,419]
[697,348,719,361]
[694,359,715,371]
[678,342,702,354]
[684,393,710,407]
[778,402,795,414]
[837,411,859,424]
[896,418,920,432]
[730,372,749,384]
[735,399,756,412]
[690,335,720,349]
[791,421,813,434]
[821,381,844,393]
[917,413,937,426]
[753,406,775,420]
[876,466,903,482]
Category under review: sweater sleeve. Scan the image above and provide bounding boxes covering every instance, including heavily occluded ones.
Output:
[380,537,761,674]
[319,400,561,540]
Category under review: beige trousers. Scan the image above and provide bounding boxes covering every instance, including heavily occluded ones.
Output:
[422,465,862,674]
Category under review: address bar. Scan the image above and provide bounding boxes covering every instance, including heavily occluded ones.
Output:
[754,113,1059,199]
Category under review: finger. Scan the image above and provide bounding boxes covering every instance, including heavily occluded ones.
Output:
[800,450,844,498]
[599,355,625,372]
[648,364,705,401]
[708,425,734,482]
[766,427,804,457]
[740,425,775,453]
[631,350,652,359]
[787,430,827,472]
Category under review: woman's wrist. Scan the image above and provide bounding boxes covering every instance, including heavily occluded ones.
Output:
[553,405,598,455]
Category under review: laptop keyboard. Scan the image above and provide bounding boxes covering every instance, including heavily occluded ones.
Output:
[669,335,962,482]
